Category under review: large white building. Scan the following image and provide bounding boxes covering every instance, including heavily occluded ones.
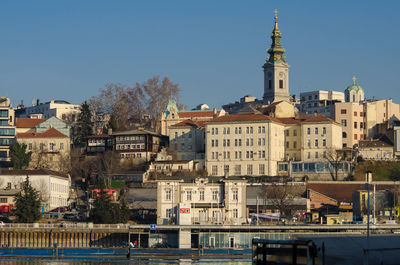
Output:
[17,100,80,122]
[299,90,344,118]
[157,176,247,225]
[0,169,71,211]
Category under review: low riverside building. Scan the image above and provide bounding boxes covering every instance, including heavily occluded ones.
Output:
[358,137,394,160]
[156,176,247,225]
[0,169,71,211]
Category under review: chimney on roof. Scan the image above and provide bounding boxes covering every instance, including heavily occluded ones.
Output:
[213,108,217,117]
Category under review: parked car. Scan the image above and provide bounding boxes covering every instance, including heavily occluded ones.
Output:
[63,213,79,221]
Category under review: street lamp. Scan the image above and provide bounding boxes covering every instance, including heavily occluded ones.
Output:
[365,171,372,265]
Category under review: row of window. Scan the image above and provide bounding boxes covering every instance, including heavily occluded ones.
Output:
[212,164,265,175]
[51,182,69,193]
[165,189,220,201]
[211,138,266,147]
[165,208,239,218]
[341,120,365,129]
[342,133,366,141]
[27,142,64,151]
[0,138,14,146]
[340,109,364,117]
[0,128,15,136]
[306,151,326,159]
[306,127,327,135]
[116,144,144,150]
[116,136,145,141]
[210,150,266,160]
[211,126,266,135]
[179,190,239,202]
[174,131,193,139]
[120,153,142,158]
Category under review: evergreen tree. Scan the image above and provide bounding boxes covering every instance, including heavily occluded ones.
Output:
[89,189,114,223]
[10,142,32,170]
[89,188,130,224]
[14,177,41,223]
[74,101,93,147]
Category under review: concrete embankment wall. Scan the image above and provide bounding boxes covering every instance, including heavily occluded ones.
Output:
[0,228,129,248]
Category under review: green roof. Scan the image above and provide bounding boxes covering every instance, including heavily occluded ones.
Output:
[345,84,363,92]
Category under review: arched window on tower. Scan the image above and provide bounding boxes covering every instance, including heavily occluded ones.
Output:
[353,94,355,102]
[279,80,283,89]
[343,132,347,138]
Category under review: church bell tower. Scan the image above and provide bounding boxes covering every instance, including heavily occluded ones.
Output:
[263,10,290,104]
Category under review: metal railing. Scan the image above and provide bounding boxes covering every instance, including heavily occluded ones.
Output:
[0,223,131,229]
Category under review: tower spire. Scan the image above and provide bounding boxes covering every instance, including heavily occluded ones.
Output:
[267,9,286,64]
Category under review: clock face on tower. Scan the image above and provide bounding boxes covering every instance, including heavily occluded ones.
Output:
[279,72,285,78]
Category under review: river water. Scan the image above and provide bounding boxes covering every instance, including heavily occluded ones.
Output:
[0,257,251,265]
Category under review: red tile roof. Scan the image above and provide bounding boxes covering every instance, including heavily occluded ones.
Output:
[307,182,400,203]
[17,128,68,139]
[16,118,46,128]
[0,169,69,178]
[178,111,219,118]
[171,119,206,128]
[277,115,336,124]
[206,114,281,123]
[262,101,283,111]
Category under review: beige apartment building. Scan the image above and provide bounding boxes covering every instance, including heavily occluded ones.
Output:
[334,102,365,148]
[205,114,285,177]
[17,128,71,172]
[169,119,205,162]
[334,77,400,148]
[280,116,342,161]
[335,100,400,148]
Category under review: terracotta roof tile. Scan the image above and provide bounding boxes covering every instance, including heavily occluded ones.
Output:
[17,128,68,138]
[206,114,281,123]
[0,169,69,178]
[171,119,206,128]
[16,118,46,128]
[277,115,336,124]
[307,182,400,203]
[178,111,219,118]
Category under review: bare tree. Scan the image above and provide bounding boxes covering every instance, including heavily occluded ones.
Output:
[98,150,120,187]
[260,181,304,217]
[324,148,344,181]
[89,76,180,133]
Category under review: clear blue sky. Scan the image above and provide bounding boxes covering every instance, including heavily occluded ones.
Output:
[0,1,399,109]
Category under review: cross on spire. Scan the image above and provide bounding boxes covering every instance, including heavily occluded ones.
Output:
[352,76,357,85]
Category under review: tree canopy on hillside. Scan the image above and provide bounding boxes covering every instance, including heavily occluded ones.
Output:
[89,75,180,132]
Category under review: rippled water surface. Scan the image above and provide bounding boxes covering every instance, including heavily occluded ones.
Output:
[0,257,252,265]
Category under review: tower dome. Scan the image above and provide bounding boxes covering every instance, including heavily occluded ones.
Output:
[345,76,364,103]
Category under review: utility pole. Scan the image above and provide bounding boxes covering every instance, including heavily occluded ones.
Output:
[256,196,259,225]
